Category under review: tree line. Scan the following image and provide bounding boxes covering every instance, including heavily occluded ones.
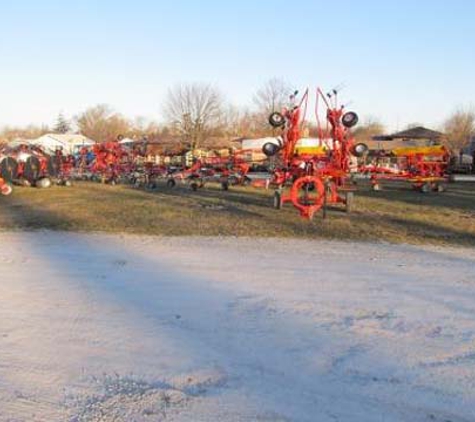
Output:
[1,79,474,152]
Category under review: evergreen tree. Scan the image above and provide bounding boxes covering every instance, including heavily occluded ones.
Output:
[54,113,71,134]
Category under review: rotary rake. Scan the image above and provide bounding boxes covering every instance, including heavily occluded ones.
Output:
[263,87,365,219]
[0,144,61,188]
[360,145,450,192]
[87,139,140,185]
[165,149,255,191]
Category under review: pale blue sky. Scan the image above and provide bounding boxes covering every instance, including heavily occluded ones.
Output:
[0,0,473,131]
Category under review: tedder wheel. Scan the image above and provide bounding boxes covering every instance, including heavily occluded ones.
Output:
[269,112,286,128]
[420,183,431,194]
[166,179,176,188]
[47,156,60,178]
[221,181,229,191]
[342,111,359,128]
[437,184,446,193]
[273,191,283,210]
[24,156,41,184]
[36,177,52,189]
[1,157,19,182]
[345,192,354,213]
[243,176,252,186]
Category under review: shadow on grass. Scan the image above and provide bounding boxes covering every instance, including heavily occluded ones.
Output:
[355,181,475,213]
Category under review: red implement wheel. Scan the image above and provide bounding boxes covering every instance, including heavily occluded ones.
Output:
[1,181,13,196]
[290,176,325,219]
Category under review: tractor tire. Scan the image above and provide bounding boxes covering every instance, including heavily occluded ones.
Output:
[1,157,18,182]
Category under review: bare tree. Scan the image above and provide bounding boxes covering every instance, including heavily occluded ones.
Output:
[76,105,130,142]
[443,107,475,151]
[353,117,386,143]
[0,124,50,143]
[253,78,293,115]
[164,83,224,150]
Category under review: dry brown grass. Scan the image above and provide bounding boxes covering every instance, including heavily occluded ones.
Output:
[0,181,474,246]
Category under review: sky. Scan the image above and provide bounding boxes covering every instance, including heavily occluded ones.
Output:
[0,0,474,132]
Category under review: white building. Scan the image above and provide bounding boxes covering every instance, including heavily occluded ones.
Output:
[30,134,96,155]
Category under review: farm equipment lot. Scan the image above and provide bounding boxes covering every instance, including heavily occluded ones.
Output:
[0,181,474,246]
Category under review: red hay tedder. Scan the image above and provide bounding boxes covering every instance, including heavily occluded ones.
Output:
[359,127,450,192]
[165,149,256,191]
[0,144,58,188]
[262,88,366,219]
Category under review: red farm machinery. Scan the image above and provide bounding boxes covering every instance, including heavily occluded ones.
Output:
[0,144,69,189]
[262,88,366,219]
[165,149,257,191]
[359,127,450,192]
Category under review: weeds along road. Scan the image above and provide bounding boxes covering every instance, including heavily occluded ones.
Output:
[0,232,475,421]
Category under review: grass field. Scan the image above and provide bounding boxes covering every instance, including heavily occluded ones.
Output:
[0,180,474,246]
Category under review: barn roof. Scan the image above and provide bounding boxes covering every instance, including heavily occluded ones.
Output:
[373,126,444,141]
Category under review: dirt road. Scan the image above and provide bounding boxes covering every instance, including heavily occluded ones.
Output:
[1,232,474,421]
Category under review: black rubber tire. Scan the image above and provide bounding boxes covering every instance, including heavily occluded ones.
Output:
[23,156,41,183]
[262,142,281,157]
[221,181,229,191]
[243,176,252,186]
[269,112,286,128]
[342,111,359,128]
[167,179,176,188]
[273,191,283,210]
[47,156,61,177]
[420,183,431,193]
[352,143,369,158]
[36,177,52,189]
[0,157,19,182]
